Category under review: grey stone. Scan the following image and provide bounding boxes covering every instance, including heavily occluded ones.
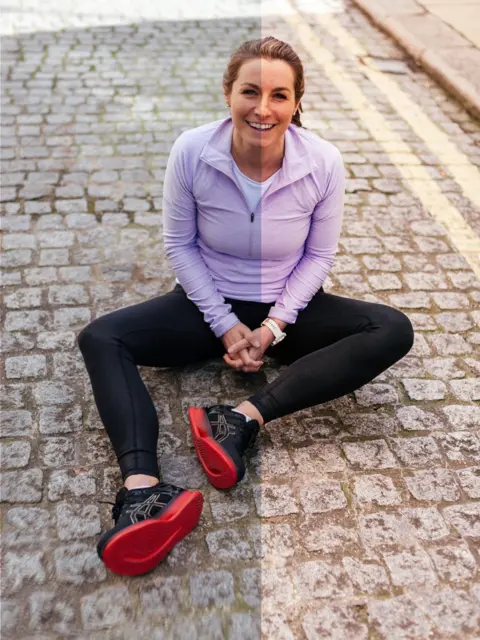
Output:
[253,483,299,517]
[298,480,347,514]
[405,468,460,502]
[54,543,106,584]
[0,469,43,503]
[206,529,253,561]
[343,440,397,470]
[56,502,101,540]
[190,571,235,607]
[428,542,477,582]
[368,595,432,639]
[3,550,46,593]
[383,549,438,587]
[6,355,47,379]
[354,474,402,506]
[293,560,352,599]
[303,604,368,640]
[390,436,442,467]
[81,587,132,630]
[456,467,480,498]
[443,503,480,537]
[47,469,96,501]
[0,410,33,436]
[0,440,31,469]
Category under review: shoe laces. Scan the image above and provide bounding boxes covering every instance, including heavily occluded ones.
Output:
[99,490,139,524]
[208,405,258,454]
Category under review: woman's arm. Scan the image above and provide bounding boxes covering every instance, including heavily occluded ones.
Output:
[163,133,240,338]
[267,148,345,325]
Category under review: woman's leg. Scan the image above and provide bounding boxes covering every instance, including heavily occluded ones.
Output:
[77,284,224,483]
[245,290,414,424]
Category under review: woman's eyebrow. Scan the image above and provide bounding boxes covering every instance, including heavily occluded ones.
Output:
[241,82,291,92]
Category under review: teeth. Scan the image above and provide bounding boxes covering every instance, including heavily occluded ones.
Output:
[247,122,275,130]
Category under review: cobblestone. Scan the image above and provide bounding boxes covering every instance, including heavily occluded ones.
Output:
[2,1,480,637]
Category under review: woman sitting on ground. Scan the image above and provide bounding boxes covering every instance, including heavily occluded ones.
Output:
[78,36,414,576]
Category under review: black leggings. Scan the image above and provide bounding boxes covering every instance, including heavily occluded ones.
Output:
[77,284,413,481]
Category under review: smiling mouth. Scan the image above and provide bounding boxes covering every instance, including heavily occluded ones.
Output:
[246,121,277,131]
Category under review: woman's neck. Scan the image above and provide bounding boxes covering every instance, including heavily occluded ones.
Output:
[231,129,285,181]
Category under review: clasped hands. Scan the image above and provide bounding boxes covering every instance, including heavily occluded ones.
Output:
[221,322,273,374]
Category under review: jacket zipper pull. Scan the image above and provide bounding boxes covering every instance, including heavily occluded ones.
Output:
[250,212,254,222]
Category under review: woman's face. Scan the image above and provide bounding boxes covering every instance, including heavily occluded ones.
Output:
[226,57,300,151]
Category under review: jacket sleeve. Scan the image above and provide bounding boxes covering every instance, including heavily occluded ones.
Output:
[162,133,241,338]
[268,148,345,325]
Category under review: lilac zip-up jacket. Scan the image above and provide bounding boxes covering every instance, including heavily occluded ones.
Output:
[162,116,345,338]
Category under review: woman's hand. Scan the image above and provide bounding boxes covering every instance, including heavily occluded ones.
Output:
[221,323,264,372]
[224,326,274,373]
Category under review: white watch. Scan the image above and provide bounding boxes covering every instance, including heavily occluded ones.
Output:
[261,318,287,346]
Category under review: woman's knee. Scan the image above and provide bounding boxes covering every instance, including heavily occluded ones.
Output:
[383,307,414,357]
[76,316,115,353]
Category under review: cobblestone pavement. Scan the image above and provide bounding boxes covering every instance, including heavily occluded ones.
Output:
[1,0,480,638]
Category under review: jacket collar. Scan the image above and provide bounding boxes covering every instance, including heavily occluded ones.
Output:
[199,117,318,194]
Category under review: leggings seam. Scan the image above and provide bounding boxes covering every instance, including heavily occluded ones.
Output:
[117,339,140,476]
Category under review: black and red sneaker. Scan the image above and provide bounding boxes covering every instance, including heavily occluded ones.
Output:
[188,404,259,489]
[97,483,203,576]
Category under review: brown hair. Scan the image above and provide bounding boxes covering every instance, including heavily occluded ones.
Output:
[223,36,306,128]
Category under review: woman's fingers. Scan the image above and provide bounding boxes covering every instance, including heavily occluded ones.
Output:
[223,353,263,372]
[227,338,249,355]
[228,335,260,355]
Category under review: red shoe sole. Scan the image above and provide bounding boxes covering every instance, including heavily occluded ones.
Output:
[188,407,238,489]
[101,490,203,576]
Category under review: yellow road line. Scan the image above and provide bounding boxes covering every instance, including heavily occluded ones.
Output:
[314,12,480,197]
[283,6,480,277]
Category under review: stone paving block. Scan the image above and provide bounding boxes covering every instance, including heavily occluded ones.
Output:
[427,542,478,582]
[302,604,368,640]
[442,404,480,428]
[342,557,390,594]
[253,483,299,517]
[437,431,480,463]
[402,378,446,400]
[383,548,438,587]
[343,440,397,469]
[229,613,260,640]
[205,528,253,561]
[250,522,295,561]
[390,436,442,467]
[28,591,76,635]
[292,560,353,599]
[0,469,43,503]
[368,595,432,639]
[81,587,132,631]
[190,570,235,607]
[3,550,46,593]
[290,443,346,473]
[456,466,480,498]
[443,503,480,537]
[139,576,187,618]
[400,506,450,541]
[354,473,403,506]
[396,406,444,430]
[298,479,347,514]
[405,468,460,501]
[0,440,31,469]
[56,502,101,541]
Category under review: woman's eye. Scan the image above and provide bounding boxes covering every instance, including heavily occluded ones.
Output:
[242,90,287,99]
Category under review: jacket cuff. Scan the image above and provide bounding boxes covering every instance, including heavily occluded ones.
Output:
[212,312,241,339]
[267,305,297,325]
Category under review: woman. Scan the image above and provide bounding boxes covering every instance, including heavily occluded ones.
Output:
[77,36,414,577]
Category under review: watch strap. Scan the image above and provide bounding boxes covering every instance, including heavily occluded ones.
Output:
[261,318,286,345]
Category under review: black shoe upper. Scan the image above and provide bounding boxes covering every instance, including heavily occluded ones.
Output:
[97,482,185,558]
[206,405,259,459]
